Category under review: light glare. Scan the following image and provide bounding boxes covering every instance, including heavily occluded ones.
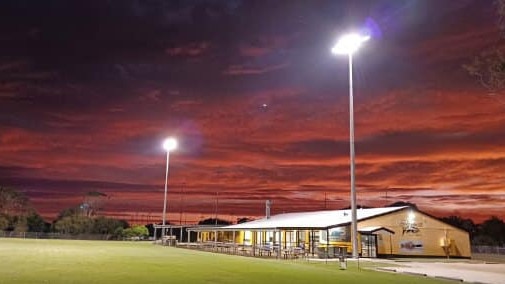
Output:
[408,211,416,223]
[163,137,177,152]
[331,33,370,55]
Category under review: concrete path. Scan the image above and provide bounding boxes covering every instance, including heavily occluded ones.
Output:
[373,261,505,284]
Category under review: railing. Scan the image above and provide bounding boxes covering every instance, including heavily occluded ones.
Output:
[471,246,505,255]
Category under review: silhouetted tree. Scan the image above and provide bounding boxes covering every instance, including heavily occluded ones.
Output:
[11,215,28,232]
[386,201,418,210]
[437,215,505,246]
[472,234,497,246]
[53,206,127,236]
[53,215,94,234]
[81,191,108,217]
[463,48,505,94]
[26,211,47,232]
[439,216,477,240]
[479,216,505,246]
[198,218,231,225]
[0,186,30,216]
[92,216,128,235]
[340,205,373,210]
[56,206,81,219]
[464,0,505,96]
[0,213,8,230]
[236,217,253,224]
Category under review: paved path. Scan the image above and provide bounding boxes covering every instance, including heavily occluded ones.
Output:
[374,261,505,284]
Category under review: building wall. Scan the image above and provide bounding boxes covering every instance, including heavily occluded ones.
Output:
[192,207,470,258]
[358,208,471,258]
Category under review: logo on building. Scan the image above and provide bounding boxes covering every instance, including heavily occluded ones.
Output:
[401,212,421,235]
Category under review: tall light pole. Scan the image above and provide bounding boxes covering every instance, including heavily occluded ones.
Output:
[331,33,369,259]
[162,137,177,242]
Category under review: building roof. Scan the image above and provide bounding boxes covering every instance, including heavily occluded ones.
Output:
[217,206,408,231]
[359,226,395,234]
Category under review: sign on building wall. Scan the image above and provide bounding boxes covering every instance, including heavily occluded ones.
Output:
[399,211,424,253]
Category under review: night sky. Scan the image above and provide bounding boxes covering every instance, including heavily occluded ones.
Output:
[1,0,503,224]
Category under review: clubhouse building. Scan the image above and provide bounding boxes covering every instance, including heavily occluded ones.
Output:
[185,206,471,258]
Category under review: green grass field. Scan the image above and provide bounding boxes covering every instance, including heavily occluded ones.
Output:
[0,238,447,284]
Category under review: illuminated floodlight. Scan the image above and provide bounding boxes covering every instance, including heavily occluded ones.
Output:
[331,33,370,55]
[330,31,370,259]
[161,136,177,245]
[163,137,178,152]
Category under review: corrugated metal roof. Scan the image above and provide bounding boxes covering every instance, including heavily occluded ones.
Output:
[220,206,408,230]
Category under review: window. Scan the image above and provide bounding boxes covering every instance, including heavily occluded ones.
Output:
[320,227,350,242]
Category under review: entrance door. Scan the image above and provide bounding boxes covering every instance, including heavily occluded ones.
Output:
[361,234,377,258]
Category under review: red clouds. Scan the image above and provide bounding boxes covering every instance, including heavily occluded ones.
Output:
[0,1,504,224]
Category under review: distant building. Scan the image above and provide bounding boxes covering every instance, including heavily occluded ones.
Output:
[187,206,471,258]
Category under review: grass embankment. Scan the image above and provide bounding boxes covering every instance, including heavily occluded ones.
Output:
[0,238,446,284]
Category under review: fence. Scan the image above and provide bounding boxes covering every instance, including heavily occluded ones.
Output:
[0,231,114,240]
[472,245,505,255]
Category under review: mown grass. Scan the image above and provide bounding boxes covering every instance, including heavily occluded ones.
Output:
[0,238,447,284]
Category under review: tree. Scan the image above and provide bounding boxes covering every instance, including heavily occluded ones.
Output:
[463,1,505,96]
[26,211,47,232]
[56,206,80,219]
[26,211,46,232]
[12,215,28,232]
[0,214,9,230]
[53,206,128,236]
[479,216,505,246]
[0,186,30,216]
[113,227,125,239]
[472,234,497,246]
[81,191,108,217]
[386,201,418,210]
[439,216,477,239]
[92,216,128,235]
[236,217,254,224]
[53,215,94,235]
[198,218,232,225]
[122,225,149,240]
[132,225,149,238]
[463,48,505,93]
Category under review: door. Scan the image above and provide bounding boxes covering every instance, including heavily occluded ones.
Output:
[361,234,377,258]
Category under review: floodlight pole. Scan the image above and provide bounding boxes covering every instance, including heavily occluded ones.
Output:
[348,53,358,259]
[161,137,177,244]
[332,33,368,259]
[162,151,170,241]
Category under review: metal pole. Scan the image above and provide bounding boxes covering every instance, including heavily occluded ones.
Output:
[162,151,170,242]
[215,191,219,225]
[348,53,358,259]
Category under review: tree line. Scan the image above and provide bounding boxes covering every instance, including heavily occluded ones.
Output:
[0,186,147,240]
[440,215,505,246]
[2,186,505,245]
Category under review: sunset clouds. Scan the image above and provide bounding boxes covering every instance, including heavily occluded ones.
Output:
[0,0,503,224]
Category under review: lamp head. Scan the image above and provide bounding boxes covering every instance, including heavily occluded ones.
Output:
[163,137,178,152]
[331,33,370,55]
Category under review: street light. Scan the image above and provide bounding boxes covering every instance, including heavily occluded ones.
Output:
[331,32,369,259]
[162,137,177,242]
